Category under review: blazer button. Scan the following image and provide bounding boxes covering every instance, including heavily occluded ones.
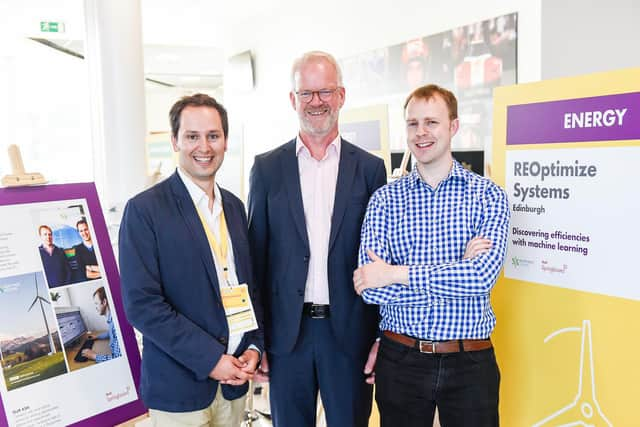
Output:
[297,289,304,296]
[219,336,227,345]
[303,255,310,262]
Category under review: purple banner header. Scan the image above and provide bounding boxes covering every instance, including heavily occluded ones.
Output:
[507,91,640,145]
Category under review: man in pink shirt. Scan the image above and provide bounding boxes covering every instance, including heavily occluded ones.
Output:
[248,51,387,427]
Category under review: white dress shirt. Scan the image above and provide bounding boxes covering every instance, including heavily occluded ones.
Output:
[177,168,243,354]
[296,135,341,305]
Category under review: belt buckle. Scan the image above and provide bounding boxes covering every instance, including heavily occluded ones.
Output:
[309,305,323,319]
[419,340,436,354]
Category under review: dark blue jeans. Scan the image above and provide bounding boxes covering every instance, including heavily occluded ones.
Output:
[376,335,500,427]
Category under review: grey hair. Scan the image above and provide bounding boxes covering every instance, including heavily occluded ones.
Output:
[290,51,344,90]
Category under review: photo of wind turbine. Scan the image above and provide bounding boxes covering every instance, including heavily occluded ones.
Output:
[0,271,68,391]
[28,272,57,355]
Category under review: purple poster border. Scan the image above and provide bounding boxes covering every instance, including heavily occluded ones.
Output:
[0,183,145,427]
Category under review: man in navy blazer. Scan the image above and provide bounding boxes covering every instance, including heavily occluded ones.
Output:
[119,94,263,426]
[248,51,386,427]
[38,225,71,287]
[73,219,101,281]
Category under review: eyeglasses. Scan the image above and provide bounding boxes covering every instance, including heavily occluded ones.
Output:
[295,88,341,103]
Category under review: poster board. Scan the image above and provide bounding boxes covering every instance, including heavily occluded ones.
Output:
[0,183,145,427]
[340,12,517,176]
[491,68,640,426]
[340,104,390,173]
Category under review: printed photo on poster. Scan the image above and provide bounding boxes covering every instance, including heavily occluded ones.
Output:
[0,272,67,391]
[33,205,102,288]
[55,281,122,373]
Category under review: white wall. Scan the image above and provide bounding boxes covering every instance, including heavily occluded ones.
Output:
[145,85,223,133]
[224,0,542,194]
[541,0,640,80]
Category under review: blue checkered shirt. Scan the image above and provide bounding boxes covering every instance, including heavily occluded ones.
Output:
[95,312,122,362]
[359,160,510,340]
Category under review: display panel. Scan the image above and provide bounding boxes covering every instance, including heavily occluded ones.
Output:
[0,183,145,427]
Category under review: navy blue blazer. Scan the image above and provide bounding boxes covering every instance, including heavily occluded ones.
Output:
[119,171,264,412]
[248,139,386,362]
[73,243,99,281]
[39,245,71,288]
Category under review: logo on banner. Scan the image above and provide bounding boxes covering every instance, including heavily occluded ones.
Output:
[540,260,567,274]
[105,386,131,402]
[511,257,534,268]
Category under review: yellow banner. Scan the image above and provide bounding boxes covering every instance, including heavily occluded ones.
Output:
[492,67,640,426]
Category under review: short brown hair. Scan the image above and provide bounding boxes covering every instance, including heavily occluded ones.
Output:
[93,286,107,304]
[169,94,229,139]
[38,225,52,235]
[404,84,458,120]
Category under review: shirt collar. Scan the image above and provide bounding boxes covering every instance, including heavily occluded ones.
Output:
[177,167,222,215]
[409,159,469,189]
[449,159,469,181]
[295,134,341,160]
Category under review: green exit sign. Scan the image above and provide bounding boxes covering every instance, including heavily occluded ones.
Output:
[40,21,65,33]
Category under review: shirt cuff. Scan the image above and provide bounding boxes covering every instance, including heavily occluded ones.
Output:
[247,344,262,359]
[409,265,430,294]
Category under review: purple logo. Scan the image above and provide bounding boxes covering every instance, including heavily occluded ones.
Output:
[540,260,568,274]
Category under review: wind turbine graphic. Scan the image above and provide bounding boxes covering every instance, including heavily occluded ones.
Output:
[533,320,612,427]
[28,273,56,355]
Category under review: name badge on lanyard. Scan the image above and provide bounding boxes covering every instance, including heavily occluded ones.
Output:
[221,284,258,335]
[196,205,258,335]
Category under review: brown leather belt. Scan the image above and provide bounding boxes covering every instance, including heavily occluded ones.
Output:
[383,330,492,354]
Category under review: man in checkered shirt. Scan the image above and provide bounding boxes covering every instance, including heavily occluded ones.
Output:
[353,84,510,427]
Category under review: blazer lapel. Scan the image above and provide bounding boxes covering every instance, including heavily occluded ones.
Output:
[329,140,357,252]
[280,140,310,249]
[221,193,247,284]
[169,173,222,302]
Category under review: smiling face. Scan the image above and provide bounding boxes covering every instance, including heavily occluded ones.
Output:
[171,105,227,191]
[405,94,459,174]
[290,57,345,141]
[39,226,53,247]
[77,222,91,243]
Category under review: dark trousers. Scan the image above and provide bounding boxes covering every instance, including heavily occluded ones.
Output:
[269,316,373,427]
[376,335,500,427]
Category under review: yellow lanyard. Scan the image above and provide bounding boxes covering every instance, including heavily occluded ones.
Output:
[196,205,231,285]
